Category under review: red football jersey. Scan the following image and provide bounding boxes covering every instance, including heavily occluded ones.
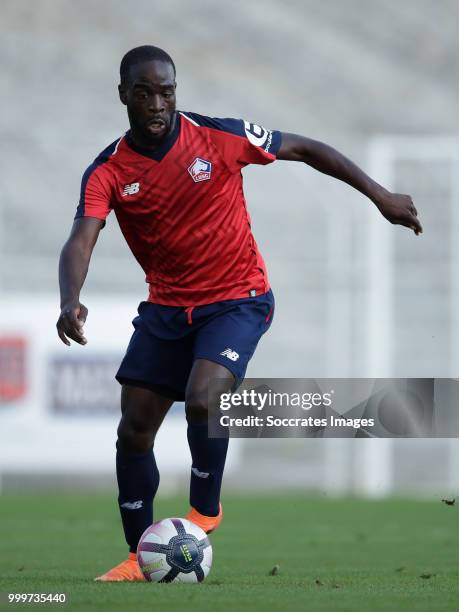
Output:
[76,112,281,306]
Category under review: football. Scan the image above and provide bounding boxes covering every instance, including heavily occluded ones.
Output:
[137,518,213,583]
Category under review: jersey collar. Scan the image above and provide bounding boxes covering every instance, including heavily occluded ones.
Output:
[125,112,181,162]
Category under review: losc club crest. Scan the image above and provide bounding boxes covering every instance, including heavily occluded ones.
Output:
[188,157,212,182]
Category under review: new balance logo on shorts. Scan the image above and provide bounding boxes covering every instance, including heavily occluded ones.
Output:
[220,348,239,361]
[120,500,143,510]
[122,182,140,196]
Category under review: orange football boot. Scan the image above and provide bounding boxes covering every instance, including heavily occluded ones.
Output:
[94,552,145,582]
[186,503,223,533]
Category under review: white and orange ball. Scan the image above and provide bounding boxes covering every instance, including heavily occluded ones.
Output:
[137,518,213,583]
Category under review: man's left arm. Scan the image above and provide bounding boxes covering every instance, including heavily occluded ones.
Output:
[277,132,422,235]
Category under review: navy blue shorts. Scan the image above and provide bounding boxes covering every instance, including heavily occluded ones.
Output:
[116,290,275,400]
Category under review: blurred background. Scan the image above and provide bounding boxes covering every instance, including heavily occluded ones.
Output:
[1,0,459,498]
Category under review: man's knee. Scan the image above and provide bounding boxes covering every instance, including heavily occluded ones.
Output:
[185,389,208,423]
[186,370,234,424]
[117,414,158,453]
[185,380,232,422]
[186,387,230,423]
[118,384,173,453]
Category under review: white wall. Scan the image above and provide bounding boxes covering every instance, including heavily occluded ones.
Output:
[0,295,241,489]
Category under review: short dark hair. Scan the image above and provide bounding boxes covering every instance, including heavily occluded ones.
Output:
[120,45,176,84]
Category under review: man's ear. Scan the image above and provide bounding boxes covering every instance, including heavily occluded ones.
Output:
[118,84,127,105]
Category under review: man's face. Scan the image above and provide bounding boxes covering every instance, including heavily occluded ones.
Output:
[119,60,176,143]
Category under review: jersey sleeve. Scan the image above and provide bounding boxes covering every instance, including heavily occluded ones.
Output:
[181,112,282,172]
[75,164,113,221]
[73,136,123,221]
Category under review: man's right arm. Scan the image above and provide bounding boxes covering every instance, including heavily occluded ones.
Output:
[57,217,104,346]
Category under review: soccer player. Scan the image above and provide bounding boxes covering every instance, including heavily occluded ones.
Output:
[57,46,422,581]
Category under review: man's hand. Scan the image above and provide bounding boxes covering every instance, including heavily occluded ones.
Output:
[57,217,103,347]
[374,192,423,236]
[56,302,88,346]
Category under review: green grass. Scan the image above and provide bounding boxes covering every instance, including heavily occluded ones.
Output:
[1,493,458,611]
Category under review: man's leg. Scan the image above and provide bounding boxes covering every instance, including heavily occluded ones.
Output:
[95,384,173,581]
[185,359,233,528]
[117,384,173,550]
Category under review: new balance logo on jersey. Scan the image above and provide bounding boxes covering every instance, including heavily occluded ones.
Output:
[220,348,239,361]
[188,158,212,182]
[122,182,140,196]
[120,500,143,510]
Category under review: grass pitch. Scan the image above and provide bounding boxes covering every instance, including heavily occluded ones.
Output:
[1,493,458,611]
